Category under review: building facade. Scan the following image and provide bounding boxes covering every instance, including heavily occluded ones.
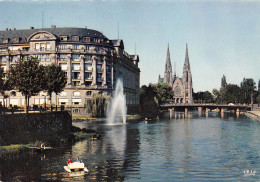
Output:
[158,44,193,104]
[0,26,140,113]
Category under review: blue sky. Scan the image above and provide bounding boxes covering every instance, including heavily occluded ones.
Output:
[0,0,259,92]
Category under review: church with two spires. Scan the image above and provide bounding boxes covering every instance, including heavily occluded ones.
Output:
[158,44,193,104]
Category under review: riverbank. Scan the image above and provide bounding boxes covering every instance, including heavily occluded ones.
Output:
[245,111,260,121]
[72,114,141,121]
[0,126,97,157]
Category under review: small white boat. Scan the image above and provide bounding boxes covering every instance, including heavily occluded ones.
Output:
[64,162,89,173]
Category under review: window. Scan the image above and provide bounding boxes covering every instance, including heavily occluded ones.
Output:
[60,54,67,60]
[72,36,79,42]
[35,43,40,50]
[59,44,67,50]
[97,73,102,80]
[0,56,7,62]
[72,72,80,79]
[72,63,80,71]
[83,37,90,42]
[73,91,81,96]
[72,45,79,50]
[97,56,102,63]
[97,65,102,72]
[59,63,67,71]
[13,37,19,43]
[22,55,28,61]
[40,43,45,51]
[85,73,92,79]
[46,43,51,51]
[11,56,18,63]
[174,86,181,96]
[86,91,92,96]
[72,81,80,86]
[2,38,8,43]
[85,55,91,61]
[84,64,92,71]
[38,54,50,62]
[72,54,80,61]
[59,91,67,97]
[85,81,91,86]
[10,91,16,96]
[60,36,68,41]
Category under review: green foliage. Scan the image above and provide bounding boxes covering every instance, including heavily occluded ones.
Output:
[240,78,256,104]
[0,67,4,91]
[140,84,161,118]
[152,83,174,104]
[44,64,67,96]
[221,75,227,88]
[44,64,67,111]
[8,57,45,112]
[214,76,257,104]
[85,94,109,117]
[256,94,260,105]
[222,84,243,104]
[193,91,214,103]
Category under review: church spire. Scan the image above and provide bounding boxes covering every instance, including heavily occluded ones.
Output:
[164,43,173,85]
[184,43,190,69]
[165,43,172,69]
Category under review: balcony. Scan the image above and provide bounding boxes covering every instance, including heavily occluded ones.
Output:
[85,76,93,81]
[71,76,81,80]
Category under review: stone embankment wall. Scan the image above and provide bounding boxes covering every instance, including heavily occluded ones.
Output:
[0,111,72,145]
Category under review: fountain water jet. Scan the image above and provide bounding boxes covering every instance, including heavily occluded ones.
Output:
[106,79,127,125]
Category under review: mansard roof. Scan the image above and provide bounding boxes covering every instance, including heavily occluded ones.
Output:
[0,27,108,44]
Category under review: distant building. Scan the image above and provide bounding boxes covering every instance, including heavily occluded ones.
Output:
[158,44,193,104]
[0,26,140,113]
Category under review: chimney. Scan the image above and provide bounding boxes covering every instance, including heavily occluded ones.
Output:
[6,28,8,31]
[14,28,16,31]
[51,25,56,29]
[30,26,34,29]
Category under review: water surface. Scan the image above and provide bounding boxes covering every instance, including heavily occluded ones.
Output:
[0,112,259,181]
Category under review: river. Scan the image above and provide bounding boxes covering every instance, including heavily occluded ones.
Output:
[0,112,259,181]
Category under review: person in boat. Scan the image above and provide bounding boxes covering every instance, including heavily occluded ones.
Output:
[67,158,72,164]
[75,157,80,162]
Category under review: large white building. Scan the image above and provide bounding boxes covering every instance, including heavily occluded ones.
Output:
[0,26,140,113]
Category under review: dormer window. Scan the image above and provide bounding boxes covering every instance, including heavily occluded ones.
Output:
[72,36,79,42]
[13,37,20,43]
[83,37,91,43]
[60,36,68,41]
[2,38,9,44]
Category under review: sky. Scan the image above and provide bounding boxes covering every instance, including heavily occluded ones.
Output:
[0,0,259,92]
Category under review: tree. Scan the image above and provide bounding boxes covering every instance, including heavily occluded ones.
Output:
[256,94,260,107]
[140,85,160,118]
[44,64,67,111]
[212,88,221,103]
[240,78,256,104]
[258,79,260,93]
[85,94,109,117]
[193,91,214,103]
[221,75,227,88]
[222,84,243,104]
[8,57,45,113]
[152,83,174,104]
